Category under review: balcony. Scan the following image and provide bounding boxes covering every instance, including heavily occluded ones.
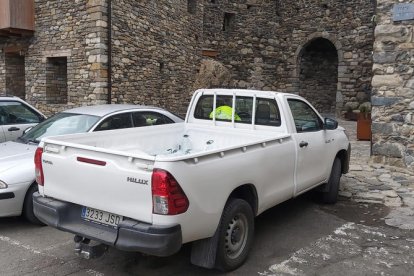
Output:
[0,0,34,36]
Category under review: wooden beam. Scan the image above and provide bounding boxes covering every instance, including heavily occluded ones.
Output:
[3,45,25,54]
[0,27,33,37]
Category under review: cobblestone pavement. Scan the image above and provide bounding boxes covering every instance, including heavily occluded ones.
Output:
[257,120,414,276]
[338,120,414,230]
[259,221,414,276]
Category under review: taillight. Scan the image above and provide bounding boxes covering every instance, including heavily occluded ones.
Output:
[34,147,44,186]
[152,169,189,215]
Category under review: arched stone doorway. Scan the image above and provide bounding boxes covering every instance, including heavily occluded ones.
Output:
[298,37,339,116]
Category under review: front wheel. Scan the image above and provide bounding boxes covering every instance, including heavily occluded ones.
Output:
[215,198,254,271]
[23,184,45,225]
[321,157,342,204]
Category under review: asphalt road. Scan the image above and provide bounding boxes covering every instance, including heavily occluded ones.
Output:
[1,194,413,276]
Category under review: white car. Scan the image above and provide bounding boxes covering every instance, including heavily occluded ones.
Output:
[0,104,183,224]
[0,97,46,142]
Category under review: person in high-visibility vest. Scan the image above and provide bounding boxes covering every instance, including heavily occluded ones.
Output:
[209,105,241,121]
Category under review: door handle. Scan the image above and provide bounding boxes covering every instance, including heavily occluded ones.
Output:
[299,141,309,148]
[8,127,20,132]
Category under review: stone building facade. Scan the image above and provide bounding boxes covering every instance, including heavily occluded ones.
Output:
[371,0,414,168]
[0,0,203,116]
[0,0,375,116]
[1,0,412,167]
[203,0,376,115]
[0,0,111,114]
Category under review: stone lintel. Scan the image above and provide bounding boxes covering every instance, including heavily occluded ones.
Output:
[42,50,72,62]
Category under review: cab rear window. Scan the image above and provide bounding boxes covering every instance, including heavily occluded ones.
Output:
[194,95,281,126]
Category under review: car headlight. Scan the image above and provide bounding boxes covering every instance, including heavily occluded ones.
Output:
[0,180,8,189]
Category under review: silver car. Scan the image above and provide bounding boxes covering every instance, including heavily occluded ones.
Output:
[0,97,46,142]
[0,104,183,224]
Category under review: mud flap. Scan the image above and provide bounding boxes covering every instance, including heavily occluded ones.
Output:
[318,182,330,193]
[190,230,220,269]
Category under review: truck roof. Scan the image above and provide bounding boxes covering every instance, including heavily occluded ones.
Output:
[197,89,298,98]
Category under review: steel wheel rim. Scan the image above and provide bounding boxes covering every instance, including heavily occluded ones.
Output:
[224,212,248,259]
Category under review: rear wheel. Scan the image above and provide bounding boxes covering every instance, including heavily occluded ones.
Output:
[23,184,45,225]
[215,198,254,271]
[321,157,342,204]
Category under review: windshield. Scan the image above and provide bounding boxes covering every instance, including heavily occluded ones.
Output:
[20,113,100,143]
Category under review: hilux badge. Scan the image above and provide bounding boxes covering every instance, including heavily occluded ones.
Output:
[127,177,148,185]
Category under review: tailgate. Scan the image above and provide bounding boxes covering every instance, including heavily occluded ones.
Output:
[41,143,154,224]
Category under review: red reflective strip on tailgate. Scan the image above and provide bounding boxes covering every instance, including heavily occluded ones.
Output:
[77,157,107,166]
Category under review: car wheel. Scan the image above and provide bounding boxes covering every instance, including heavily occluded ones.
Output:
[215,198,254,271]
[321,157,342,204]
[23,184,45,225]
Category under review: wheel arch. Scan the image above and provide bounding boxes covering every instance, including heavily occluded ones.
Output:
[336,148,350,174]
[227,184,258,216]
[191,185,257,270]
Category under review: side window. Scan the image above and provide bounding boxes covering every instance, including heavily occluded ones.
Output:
[288,99,323,133]
[255,99,281,126]
[194,95,234,121]
[133,112,174,127]
[0,101,42,125]
[95,113,133,131]
[235,97,253,123]
[194,95,281,126]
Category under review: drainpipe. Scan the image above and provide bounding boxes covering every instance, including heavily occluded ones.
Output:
[107,0,112,104]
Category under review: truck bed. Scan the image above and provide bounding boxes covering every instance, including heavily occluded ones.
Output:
[42,123,290,162]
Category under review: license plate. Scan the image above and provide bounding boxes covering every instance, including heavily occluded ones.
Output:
[81,207,123,228]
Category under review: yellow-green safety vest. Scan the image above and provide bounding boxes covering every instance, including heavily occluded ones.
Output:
[209,106,241,121]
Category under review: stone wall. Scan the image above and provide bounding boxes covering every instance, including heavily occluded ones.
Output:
[1,0,375,117]
[111,0,203,115]
[203,0,375,115]
[371,0,414,168]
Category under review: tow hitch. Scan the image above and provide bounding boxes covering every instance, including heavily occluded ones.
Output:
[74,235,108,259]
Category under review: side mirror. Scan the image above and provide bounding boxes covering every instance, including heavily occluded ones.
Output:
[324,118,338,130]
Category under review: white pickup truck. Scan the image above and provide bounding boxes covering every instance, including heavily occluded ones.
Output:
[33,89,350,271]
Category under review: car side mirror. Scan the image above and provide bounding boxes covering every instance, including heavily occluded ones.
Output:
[324,118,338,130]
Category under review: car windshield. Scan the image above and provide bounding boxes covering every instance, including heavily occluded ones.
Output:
[19,113,100,144]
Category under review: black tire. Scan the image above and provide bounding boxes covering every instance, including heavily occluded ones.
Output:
[215,198,254,271]
[321,157,342,204]
[23,184,45,225]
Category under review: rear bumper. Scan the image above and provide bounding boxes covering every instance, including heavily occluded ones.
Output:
[33,192,182,257]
